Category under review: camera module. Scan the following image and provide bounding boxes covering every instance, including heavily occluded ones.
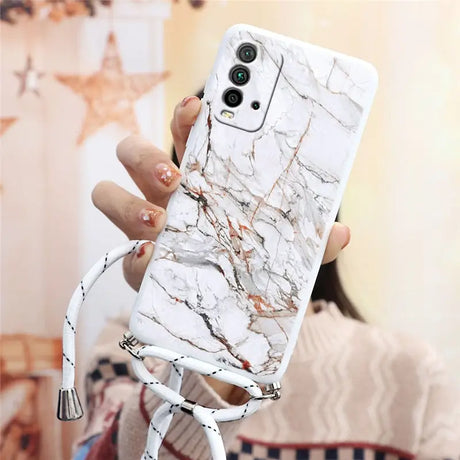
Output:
[230,66,250,86]
[237,43,257,63]
[223,88,243,108]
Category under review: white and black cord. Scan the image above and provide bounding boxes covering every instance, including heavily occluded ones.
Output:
[60,240,144,391]
[57,240,264,460]
[132,347,263,459]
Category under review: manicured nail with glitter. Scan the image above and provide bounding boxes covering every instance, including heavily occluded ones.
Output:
[154,163,181,187]
[140,209,163,228]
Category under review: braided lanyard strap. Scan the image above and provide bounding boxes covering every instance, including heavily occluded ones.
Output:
[130,345,264,460]
[57,240,148,420]
[56,240,269,459]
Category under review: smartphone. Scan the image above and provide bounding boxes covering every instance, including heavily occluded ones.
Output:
[130,24,378,384]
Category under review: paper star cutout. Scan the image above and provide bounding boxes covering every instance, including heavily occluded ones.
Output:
[15,55,45,97]
[0,117,18,136]
[55,32,170,145]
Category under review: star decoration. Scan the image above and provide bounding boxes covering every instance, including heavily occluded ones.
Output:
[55,32,170,145]
[14,55,45,97]
[0,117,18,136]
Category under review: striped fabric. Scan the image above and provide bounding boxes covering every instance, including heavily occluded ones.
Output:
[227,437,414,460]
[75,304,460,460]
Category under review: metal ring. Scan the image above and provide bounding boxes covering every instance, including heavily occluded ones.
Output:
[180,399,197,415]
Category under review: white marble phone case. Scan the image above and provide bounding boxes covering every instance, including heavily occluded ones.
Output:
[131,25,378,384]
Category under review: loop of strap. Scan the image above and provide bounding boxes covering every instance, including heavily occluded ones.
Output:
[61,240,149,391]
[58,240,266,459]
[132,346,264,459]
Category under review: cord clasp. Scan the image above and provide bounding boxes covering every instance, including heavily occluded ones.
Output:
[119,331,144,360]
[180,399,197,415]
[252,382,281,400]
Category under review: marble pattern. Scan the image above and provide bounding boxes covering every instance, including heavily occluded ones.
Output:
[131,25,377,383]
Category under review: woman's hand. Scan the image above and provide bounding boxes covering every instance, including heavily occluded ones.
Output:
[92,95,351,404]
[92,95,351,291]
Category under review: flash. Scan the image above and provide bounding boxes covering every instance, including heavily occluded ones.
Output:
[221,110,234,119]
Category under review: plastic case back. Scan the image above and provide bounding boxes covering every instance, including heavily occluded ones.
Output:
[131,25,378,384]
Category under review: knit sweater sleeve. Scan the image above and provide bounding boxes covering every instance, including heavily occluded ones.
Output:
[417,347,460,458]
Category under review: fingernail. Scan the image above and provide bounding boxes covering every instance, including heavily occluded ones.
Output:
[154,163,181,187]
[136,242,153,258]
[140,209,164,228]
[181,96,197,107]
[341,226,351,249]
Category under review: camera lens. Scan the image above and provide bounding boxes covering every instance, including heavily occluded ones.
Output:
[237,43,257,63]
[223,88,243,108]
[230,66,250,86]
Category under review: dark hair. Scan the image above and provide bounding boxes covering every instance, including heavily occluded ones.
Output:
[172,89,364,322]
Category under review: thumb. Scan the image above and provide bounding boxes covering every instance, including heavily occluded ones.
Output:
[122,242,154,291]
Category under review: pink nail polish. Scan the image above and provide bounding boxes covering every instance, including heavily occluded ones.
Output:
[154,163,181,187]
[181,96,196,107]
[140,209,163,227]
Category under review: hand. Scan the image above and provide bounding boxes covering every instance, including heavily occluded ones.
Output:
[92,95,351,404]
[92,95,351,291]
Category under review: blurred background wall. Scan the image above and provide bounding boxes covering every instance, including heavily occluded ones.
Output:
[1,0,459,458]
